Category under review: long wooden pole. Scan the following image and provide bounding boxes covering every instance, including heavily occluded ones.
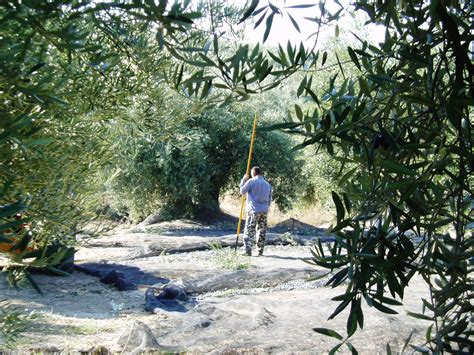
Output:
[235,113,258,251]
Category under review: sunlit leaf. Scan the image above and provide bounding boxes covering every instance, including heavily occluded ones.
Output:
[263,13,274,43]
[287,13,300,33]
[312,328,344,340]
[239,0,260,24]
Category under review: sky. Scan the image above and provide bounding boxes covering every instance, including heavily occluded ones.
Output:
[229,0,384,48]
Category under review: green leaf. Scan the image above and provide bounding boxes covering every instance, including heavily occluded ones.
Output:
[304,270,332,280]
[312,328,344,340]
[268,2,280,14]
[239,0,260,24]
[287,41,295,64]
[347,300,358,337]
[287,13,300,33]
[322,51,328,66]
[375,296,403,306]
[213,34,219,55]
[259,122,301,131]
[198,53,216,67]
[380,128,398,152]
[425,324,433,342]
[401,331,413,353]
[28,138,54,146]
[297,76,307,97]
[200,80,212,99]
[305,87,321,107]
[332,191,345,223]
[332,292,356,301]
[367,74,396,85]
[277,44,289,66]
[355,297,364,329]
[346,47,361,71]
[185,60,213,68]
[267,50,282,65]
[342,193,352,213]
[371,299,398,314]
[326,268,350,287]
[331,219,351,232]
[44,94,69,106]
[214,83,229,89]
[317,239,325,257]
[328,297,351,319]
[49,248,69,266]
[156,31,165,49]
[400,94,434,107]
[254,9,267,28]
[386,272,404,298]
[358,77,371,96]
[406,311,433,321]
[329,343,343,355]
[176,64,184,87]
[339,167,357,185]
[294,104,303,121]
[346,342,358,355]
[379,160,416,175]
[263,13,274,43]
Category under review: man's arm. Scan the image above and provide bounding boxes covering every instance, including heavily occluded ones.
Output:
[268,187,272,207]
[240,174,251,195]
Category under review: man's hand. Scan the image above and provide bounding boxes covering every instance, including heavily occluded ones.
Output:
[242,174,250,182]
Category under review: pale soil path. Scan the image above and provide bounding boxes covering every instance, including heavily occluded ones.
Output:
[0,221,430,353]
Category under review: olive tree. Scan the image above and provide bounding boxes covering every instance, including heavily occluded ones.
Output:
[255,1,473,353]
[2,0,472,351]
[166,0,473,352]
[104,103,306,222]
[0,0,211,345]
[0,0,208,285]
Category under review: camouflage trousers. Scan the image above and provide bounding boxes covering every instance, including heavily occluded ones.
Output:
[243,212,268,254]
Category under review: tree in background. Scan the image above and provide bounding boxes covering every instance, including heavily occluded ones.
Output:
[104,102,305,222]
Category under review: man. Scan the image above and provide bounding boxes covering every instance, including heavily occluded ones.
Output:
[239,166,272,256]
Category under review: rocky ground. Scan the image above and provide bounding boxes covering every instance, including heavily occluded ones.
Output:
[0,220,431,353]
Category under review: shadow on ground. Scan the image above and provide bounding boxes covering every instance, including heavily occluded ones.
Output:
[75,262,169,286]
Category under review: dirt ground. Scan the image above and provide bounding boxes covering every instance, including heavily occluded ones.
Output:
[1,220,432,353]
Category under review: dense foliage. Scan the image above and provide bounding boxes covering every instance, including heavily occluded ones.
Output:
[1,0,472,352]
[244,1,473,353]
[0,0,206,287]
[169,0,473,352]
[105,104,305,222]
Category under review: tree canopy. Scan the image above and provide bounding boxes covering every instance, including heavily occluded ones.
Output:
[1,0,472,352]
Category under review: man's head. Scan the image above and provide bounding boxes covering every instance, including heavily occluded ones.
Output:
[251,166,261,177]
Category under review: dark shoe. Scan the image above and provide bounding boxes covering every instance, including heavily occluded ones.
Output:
[241,250,252,256]
[258,250,263,256]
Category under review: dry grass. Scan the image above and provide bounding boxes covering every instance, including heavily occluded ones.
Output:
[219,195,334,228]
[209,243,251,270]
